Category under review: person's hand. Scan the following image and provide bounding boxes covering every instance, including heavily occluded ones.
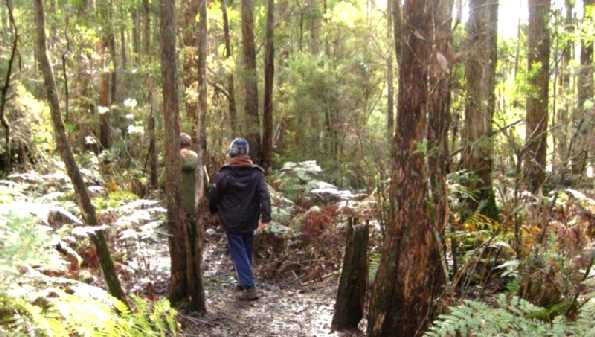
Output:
[257,222,269,233]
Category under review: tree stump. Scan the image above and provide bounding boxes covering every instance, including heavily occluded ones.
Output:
[331,221,369,332]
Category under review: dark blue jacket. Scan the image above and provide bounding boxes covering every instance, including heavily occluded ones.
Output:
[208,164,271,233]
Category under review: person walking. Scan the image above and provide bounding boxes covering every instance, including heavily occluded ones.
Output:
[208,138,271,301]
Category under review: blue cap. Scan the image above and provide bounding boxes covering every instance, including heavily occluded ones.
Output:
[229,138,250,157]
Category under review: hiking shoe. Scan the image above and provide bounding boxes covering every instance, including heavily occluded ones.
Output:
[237,287,258,301]
[234,285,246,292]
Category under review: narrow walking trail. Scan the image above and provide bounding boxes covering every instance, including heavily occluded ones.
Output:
[178,228,352,337]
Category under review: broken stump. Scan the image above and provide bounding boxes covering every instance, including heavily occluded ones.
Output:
[331,221,369,332]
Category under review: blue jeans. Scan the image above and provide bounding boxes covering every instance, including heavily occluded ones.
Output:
[226,231,255,288]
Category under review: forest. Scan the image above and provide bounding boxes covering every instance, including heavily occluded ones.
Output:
[0,0,593,336]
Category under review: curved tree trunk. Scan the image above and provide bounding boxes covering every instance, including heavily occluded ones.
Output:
[33,0,127,306]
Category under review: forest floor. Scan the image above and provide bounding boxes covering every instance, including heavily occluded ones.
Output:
[178,230,351,337]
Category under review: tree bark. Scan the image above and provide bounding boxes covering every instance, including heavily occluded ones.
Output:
[120,28,127,70]
[573,0,593,175]
[221,0,238,137]
[222,0,238,136]
[262,0,275,172]
[143,0,151,55]
[556,0,573,179]
[33,0,127,305]
[331,223,369,332]
[148,91,158,189]
[524,0,551,193]
[99,72,111,150]
[183,0,199,131]
[428,0,453,242]
[462,0,498,218]
[392,0,401,62]
[98,1,116,151]
[159,0,187,304]
[144,0,157,190]
[188,0,208,313]
[367,1,442,336]
[241,0,261,163]
[132,10,140,63]
[0,0,17,173]
[197,0,208,172]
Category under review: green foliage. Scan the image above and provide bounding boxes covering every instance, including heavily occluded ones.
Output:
[0,205,177,337]
[0,210,60,290]
[425,295,595,337]
[94,190,139,210]
[1,292,178,337]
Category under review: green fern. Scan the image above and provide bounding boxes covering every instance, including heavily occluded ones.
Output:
[1,291,178,337]
[424,295,595,337]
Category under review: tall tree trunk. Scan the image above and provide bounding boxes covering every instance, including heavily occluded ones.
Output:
[188,0,208,313]
[0,0,17,173]
[222,0,238,136]
[308,0,320,55]
[33,0,127,305]
[143,0,151,55]
[524,0,551,193]
[109,29,118,118]
[557,0,573,180]
[573,0,593,175]
[75,0,94,151]
[159,0,187,304]
[120,28,127,70]
[386,0,394,139]
[241,0,261,162]
[182,0,199,130]
[428,0,453,244]
[262,0,275,172]
[197,0,208,176]
[144,0,157,189]
[99,1,116,151]
[99,72,111,149]
[148,91,158,189]
[392,0,401,130]
[132,10,140,63]
[367,1,442,336]
[462,0,498,218]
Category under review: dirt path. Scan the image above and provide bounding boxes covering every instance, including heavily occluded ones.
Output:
[178,229,349,337]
